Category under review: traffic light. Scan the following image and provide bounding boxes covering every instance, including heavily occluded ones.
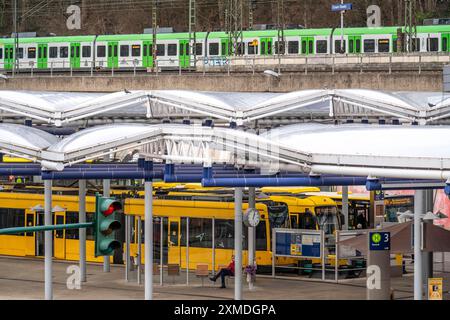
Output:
[94,194,122,257]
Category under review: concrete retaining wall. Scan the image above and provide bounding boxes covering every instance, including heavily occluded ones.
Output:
[0,71,441,92]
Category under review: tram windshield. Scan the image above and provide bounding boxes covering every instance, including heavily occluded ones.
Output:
[267,203,290,229]
[315,206,339,235]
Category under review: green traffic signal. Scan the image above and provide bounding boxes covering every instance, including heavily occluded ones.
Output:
[94,194,122,257]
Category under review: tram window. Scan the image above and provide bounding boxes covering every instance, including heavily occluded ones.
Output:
[214,219,234,249]
[82,46,91,58]
[0,48,2,59]
[49,47,58,58]
[157,44,165,56]
[188,218,212,248]
[428,38,439,52]
[60,46,68,58]
[363,39,375,53]
[55,215,64,239]
[255,221,267,251]
[17,47,24,59]
[274,41,285,54]
[378,39,390,52]
[334,40,345,53]
[86,213,94,240]
[0,208,25,232]
[349,39,354,53]
[267,41,273,55]
[25,214,34,237]
[393,40,398,52]
[76,46,80,57]
[288,41,298,54]
[131,45,141,57]
[413,38,421,52]
[120,45,129,57]
[248,42,258,55]
[356,39,361,52]
[169,221,179,246]
[65,212,78,239]
[209,43,219,56]
[316,40,328,54]
[28,47,36,59]
[309,41,313,54]
[301,40,307,54]
[195,43,203,56]
[237,42,245,55]
[443,38,448,52]
[97,45,106,58]
[167,44,177,56]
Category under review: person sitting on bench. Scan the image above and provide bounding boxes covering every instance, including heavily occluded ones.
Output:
[209,255,235,288]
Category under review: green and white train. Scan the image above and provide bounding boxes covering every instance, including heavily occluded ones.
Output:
[1,25,450,71]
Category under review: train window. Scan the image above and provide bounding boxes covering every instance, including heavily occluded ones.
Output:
[413,38,421,52]
[28,47,36,59]
[169,221,179,246]
[65,212,78,239]
[301,40,307,54]
[378,39,390,52]
[248,42,258,54]
[393,40,398,52]
[60,46,69,58]
[76,46,80,57]
[443,38,448,52]
[309,41,313,54]
[86,213,94,240]
[274,41,285,54]
[428,38,439,52]
[25,214,34,237]
[356,39,361,52]
[288,41,298,54]
[0,48,2,59]
[237,42,245,55]
[349,39,354,53]
[214,219,234,249]
[316,40,327,53]
[255,221,267,251]
[157,44,165,56]
[334,40,346,53]
[120,45,129,57]
[363,39,375,53]
[0,208,25,232]
[49,47,58,58]
[55,216,64,239]
[168,44,177,56]
[97,45,106,57]
[17,47,24,59]
[195,43,202,56]
[209,43,219,56]
[187,218,212,248]
[82,46,91,58]
[131,45,141,57]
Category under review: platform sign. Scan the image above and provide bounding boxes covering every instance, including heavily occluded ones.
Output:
[369,231,390,251]
[428,278,443,300]
[331,3,353,12]
[276,230,321,258]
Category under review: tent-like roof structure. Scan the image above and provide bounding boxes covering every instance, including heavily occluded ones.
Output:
[2,89,450,126]
[1,122,450,183]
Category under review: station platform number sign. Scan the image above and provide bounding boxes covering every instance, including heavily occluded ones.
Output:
[369,231,390,251]
[428,278,443,300]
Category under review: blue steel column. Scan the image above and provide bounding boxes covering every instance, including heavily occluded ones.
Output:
[44,179,53,300]
[144,161,154,300]
[79,179,87,282]
[414,189,424,300]
[234,187,243,300]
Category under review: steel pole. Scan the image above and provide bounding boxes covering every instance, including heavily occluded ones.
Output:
[186,216,190,285]
[248,187,256,290]
[44,179,53,300]
[212,217,216,276]
[144,181,153,300]
[79,179,87,282]
[342,186,349,230]
[103,176,111,272]
[414,189,424,300]
[234,187,243,300]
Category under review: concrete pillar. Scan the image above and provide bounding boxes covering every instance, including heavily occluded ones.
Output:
[248,187,256,290]
[341,186,349,230]
[414,189,425,300]
[44,179,53,300]
[144,180,153,300]
[234,187,243,300]
[367,234,391,300]
[78,179,87,282]
[103,177,111,272]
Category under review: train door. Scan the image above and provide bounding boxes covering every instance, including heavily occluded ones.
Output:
[301,37,314,55]
[221,38,230,56]
[54,212,66,260]
[37,44,48,69]
[143,41,153,68]
[107,42,118,68]
[167,217,181,265]
[35,211,55,257]
[179,40,190,69]
[348,36,361,54]
[4,45,14,70]
[442,33,450,53]
[260,38,272,56]
[153,217,168,265]
[24,210,35,256]
[70,43,80,68]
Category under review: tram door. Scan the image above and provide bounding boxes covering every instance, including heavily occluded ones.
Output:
[107,42,119,69]
[442,33,450,53]
[179,40,190,69]
[348,36,361,54]
[301,37,314,55]
[167,217,181,265]
[142,41,154,68]
[34,211,55,257]
[221,39,230,56]
[54,212,66,260]
[24,210,35,256]
[70,43,81,68]
[4,45,14,70]
[37,44,48,69]
[260,38,272,56]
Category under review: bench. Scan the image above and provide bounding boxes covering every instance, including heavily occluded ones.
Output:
[167,264,180,284]
[195,264,209,287]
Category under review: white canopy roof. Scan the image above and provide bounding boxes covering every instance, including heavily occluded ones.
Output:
[1,122,450,181]
[2,89,450,126]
